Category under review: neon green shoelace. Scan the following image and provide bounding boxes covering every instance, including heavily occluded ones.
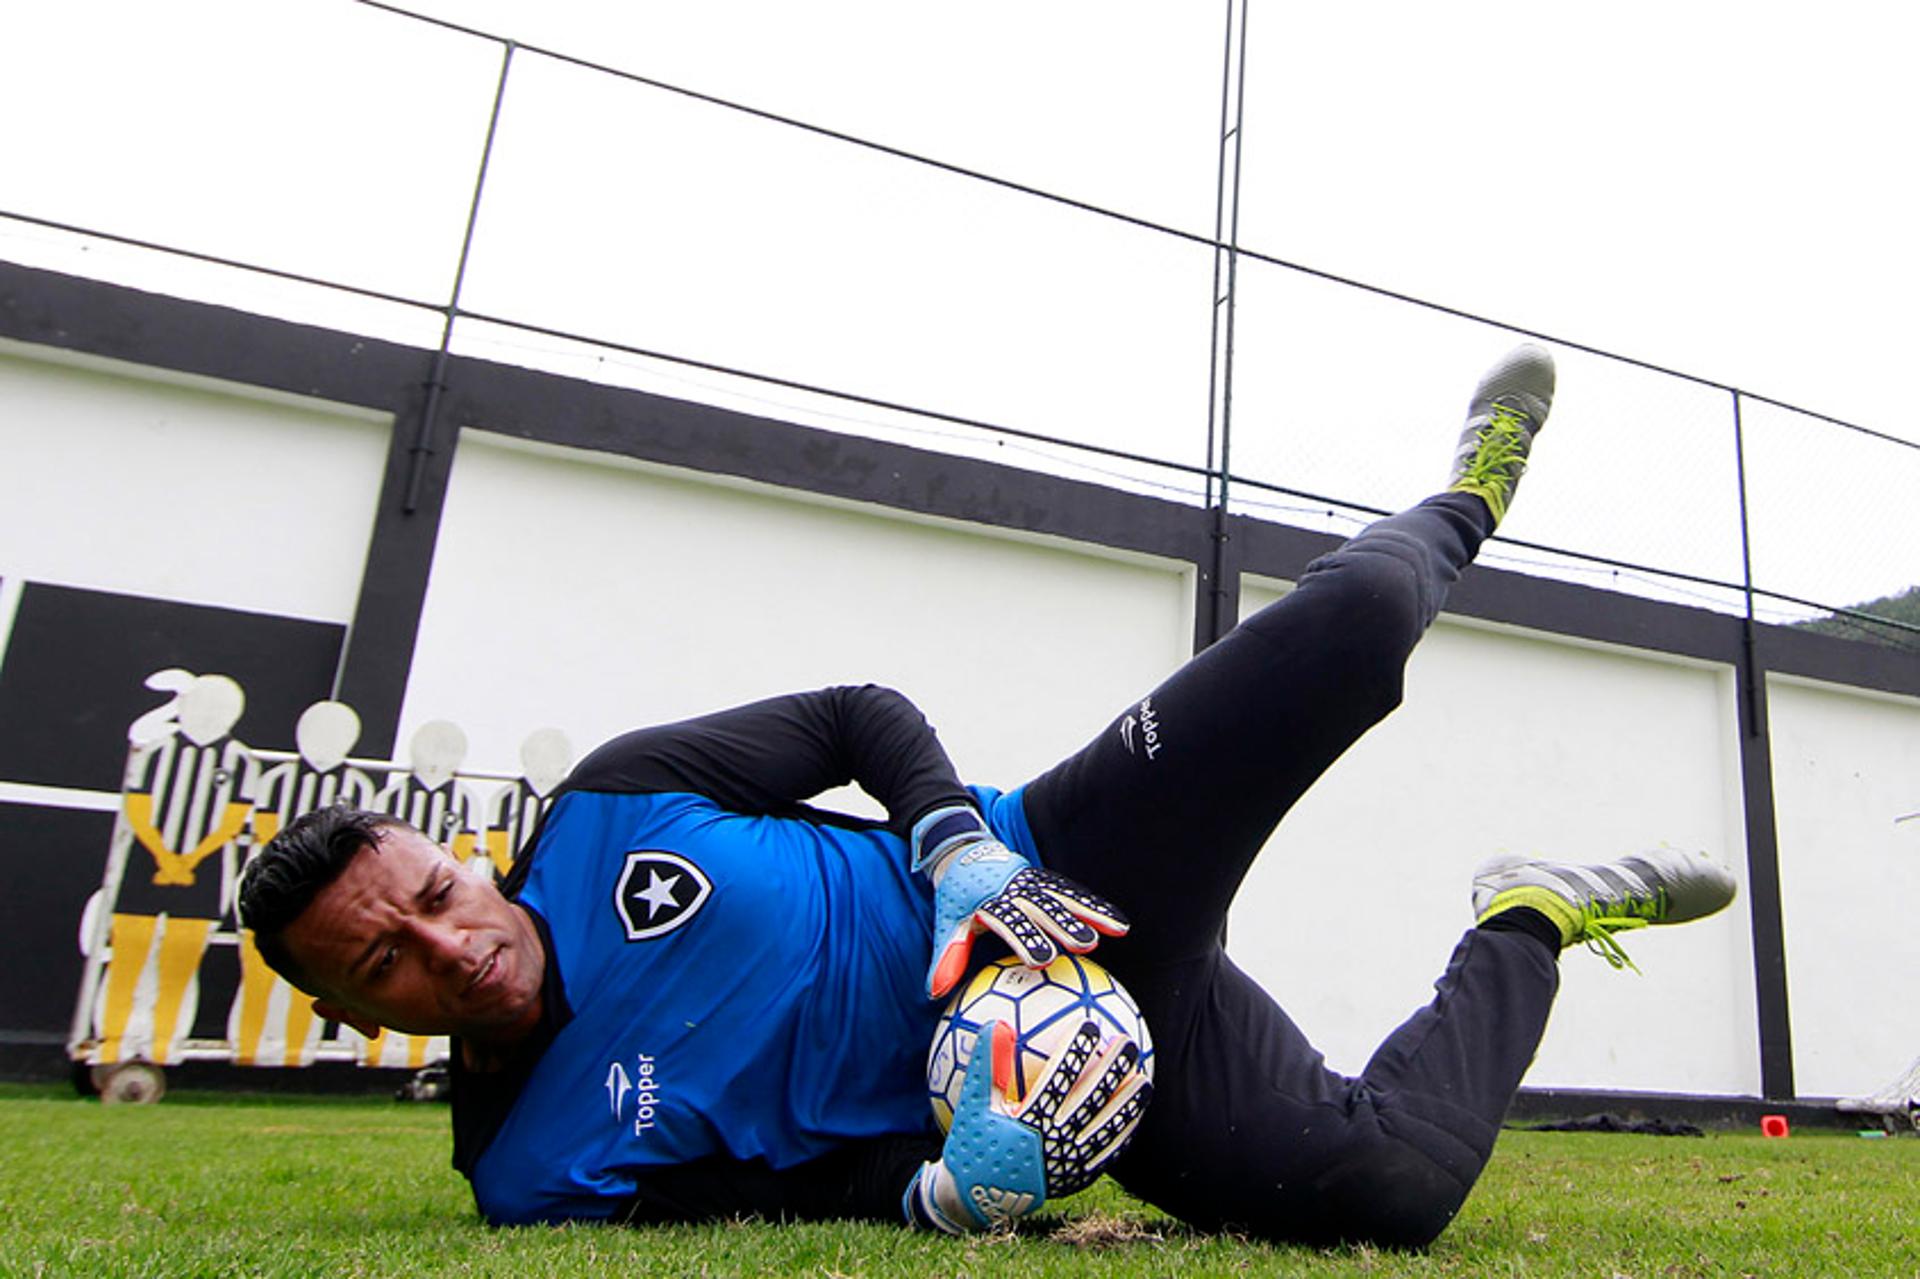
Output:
[1460,404,1532,487]
[1572,887,1669,972]
[1572,915,1652,971]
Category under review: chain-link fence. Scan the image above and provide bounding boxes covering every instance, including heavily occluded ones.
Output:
[2,0,1912,648]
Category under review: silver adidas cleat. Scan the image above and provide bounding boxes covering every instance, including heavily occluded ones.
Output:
[1472,846,1737,970]
[1447,343,1557,525]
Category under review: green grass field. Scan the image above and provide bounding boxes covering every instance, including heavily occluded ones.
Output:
[3,1083,1917,1278]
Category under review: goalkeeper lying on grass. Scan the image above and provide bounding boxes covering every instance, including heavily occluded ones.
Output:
[239,344,1735,1248]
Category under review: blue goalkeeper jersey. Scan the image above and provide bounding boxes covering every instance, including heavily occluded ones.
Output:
[453,688,1037,1226]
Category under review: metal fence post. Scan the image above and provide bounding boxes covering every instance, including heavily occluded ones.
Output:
[1198,0,1250,652]
[1731,388,1797,1100]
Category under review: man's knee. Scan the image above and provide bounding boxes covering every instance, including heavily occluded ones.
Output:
[1308,530,1447,633]
[1115,1118,1473,1251]
[1306,1140,1471,1250]
[1276,538,1433,704]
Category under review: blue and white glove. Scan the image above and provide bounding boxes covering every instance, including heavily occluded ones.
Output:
[912,805,1129,999]
[903,1018,1153,1232]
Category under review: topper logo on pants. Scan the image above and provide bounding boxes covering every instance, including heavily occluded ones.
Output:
[1118,697,1163,761]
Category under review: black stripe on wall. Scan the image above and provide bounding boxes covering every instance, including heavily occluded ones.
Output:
[0,803,116,1037]
[0,583,343,791]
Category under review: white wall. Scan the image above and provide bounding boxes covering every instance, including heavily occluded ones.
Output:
[1228,578,1761,1096]
[0,341,388,623]
[1767,674,1920,1098]
[397,429,1195,799]
[16,343,1914,1103]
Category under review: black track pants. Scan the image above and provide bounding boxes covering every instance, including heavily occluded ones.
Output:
[1021,491,1560,1248]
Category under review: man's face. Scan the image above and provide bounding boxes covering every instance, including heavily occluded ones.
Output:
[281,824,543,1044]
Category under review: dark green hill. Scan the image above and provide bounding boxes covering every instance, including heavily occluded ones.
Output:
[1794,585,1920,647]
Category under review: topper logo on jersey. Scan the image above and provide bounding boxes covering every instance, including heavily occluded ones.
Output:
[604,1053,664,1136]
[613,851,712,941]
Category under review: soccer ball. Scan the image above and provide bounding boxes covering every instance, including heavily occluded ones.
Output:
[926,953,1154,1132]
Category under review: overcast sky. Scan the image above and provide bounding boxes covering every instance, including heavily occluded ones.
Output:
[4,0,1914,614]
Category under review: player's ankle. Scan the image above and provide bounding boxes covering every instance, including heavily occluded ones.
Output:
[1476,904,1563,957]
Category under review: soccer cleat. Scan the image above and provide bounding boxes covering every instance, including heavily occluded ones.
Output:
[1472,847,1736,971]
[1448,343,1556,525]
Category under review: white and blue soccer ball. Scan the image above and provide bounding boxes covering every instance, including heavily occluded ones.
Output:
[926,953,1154,1132]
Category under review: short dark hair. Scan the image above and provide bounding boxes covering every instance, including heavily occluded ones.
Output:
[238,806,403,995]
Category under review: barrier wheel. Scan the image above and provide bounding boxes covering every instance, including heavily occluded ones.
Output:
[95,1061,166,1105]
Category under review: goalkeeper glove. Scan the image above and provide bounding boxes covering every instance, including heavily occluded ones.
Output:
[912,804,1128,1000]
[903,1018,1152,1232]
